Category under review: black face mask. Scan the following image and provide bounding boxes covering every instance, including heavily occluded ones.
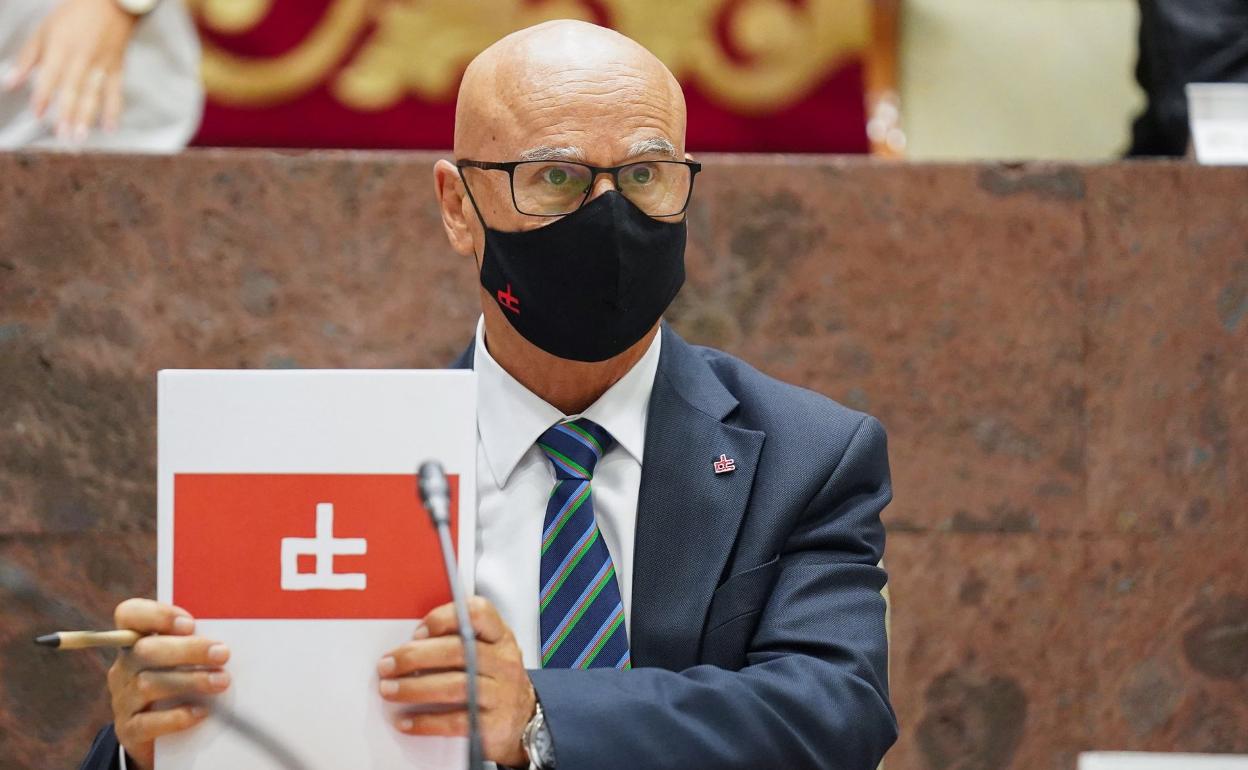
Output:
[474,191,686,362]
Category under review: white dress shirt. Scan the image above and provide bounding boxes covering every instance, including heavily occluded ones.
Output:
[119,318,659,769]
[472,316,661,668]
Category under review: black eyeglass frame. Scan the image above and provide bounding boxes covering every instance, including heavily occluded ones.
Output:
[455,158,703,218]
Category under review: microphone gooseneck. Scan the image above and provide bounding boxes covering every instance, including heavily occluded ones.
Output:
[418,461,452,526]
[417,461,484,770]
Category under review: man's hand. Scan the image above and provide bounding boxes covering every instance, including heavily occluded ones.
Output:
[107,598,232,770]
[1,0,138,142]
[378,597,535,767]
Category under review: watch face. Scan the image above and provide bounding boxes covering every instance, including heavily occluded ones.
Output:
[533,723,554,762]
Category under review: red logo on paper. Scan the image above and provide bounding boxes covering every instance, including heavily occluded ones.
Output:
[496,284,520,314]
[173,474,457,619]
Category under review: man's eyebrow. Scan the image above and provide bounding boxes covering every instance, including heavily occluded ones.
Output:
[627,137,678,159]
[516,139,678,163]
[517,145,587,162]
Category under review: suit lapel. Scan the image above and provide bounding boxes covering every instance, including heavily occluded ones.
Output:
[630,326,764,669]
[453,326,765,669]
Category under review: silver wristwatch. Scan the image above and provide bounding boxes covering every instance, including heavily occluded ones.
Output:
[114,0,159,16]
[521,702,556,769]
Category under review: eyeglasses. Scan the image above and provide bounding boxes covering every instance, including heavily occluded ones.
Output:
[456,159,702,218]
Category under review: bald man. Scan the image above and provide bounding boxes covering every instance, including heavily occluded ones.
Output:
[79,20,896,770]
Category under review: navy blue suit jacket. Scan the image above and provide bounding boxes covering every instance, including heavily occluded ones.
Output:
[80,324,897,769]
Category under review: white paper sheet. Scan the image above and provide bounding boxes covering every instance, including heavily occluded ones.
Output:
[1080,753,1248,770]
[1188,83,1248,165]
[156,370,476,770]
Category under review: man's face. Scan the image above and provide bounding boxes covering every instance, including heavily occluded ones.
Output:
[444,24,689,258]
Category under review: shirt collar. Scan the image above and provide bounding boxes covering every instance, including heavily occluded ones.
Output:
[472,316,662,487]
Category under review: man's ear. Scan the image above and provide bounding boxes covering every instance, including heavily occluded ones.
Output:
[433,159,477,258]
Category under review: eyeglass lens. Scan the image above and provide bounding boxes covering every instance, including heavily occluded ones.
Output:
[511,161,692,216]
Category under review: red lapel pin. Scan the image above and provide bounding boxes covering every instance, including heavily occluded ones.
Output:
[713,454,736,474]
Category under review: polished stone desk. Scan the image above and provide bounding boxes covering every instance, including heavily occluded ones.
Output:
[1,151,1245,768]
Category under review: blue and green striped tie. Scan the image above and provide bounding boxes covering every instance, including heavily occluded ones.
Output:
[536,418,631,670]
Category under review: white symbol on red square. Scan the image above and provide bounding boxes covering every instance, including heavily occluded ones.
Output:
[280,502,367,591]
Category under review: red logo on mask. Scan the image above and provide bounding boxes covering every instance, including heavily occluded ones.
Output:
[497,284,520,314]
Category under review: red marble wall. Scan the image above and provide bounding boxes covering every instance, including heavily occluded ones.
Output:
[0,151,1245,770]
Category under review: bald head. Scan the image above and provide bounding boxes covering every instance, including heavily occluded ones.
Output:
[430,21,689,401]
[453,20,686,164]
[432,21,690,283]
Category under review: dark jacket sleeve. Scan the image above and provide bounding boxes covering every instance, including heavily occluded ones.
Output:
[1130,0,1248,155]
[78,724,121,770]
[529,416,897,770]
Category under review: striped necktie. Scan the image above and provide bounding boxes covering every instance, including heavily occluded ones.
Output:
[536,418,631,670]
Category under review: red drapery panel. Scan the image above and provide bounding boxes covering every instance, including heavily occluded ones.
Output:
[188,0,869,152]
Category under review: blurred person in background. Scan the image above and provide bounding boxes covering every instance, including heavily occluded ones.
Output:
[1130,0,1248,156]
[0,0,201,151]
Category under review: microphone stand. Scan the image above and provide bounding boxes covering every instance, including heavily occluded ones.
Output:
[417,461,484,770]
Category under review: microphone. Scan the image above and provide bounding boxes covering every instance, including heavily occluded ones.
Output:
[418,461,453,526]
[417,461,484,770]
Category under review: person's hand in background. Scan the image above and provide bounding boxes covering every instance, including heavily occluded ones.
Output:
[108,598,232,770]
[1,0,138,143]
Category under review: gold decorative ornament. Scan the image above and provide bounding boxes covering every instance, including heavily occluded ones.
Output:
[334,0,592,110]
[195,0,273,34]
[189,0,868,114]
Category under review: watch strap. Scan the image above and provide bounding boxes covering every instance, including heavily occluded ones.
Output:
[114,0,160,16]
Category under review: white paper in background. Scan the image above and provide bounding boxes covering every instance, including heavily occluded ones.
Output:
[155,370,477,770]
[1187,83,1248,165]
[1080,753,1248,770]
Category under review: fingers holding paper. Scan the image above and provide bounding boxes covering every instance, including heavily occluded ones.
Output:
[423,595,511,642]
[379,597,534,767]
[107,598,231,770]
